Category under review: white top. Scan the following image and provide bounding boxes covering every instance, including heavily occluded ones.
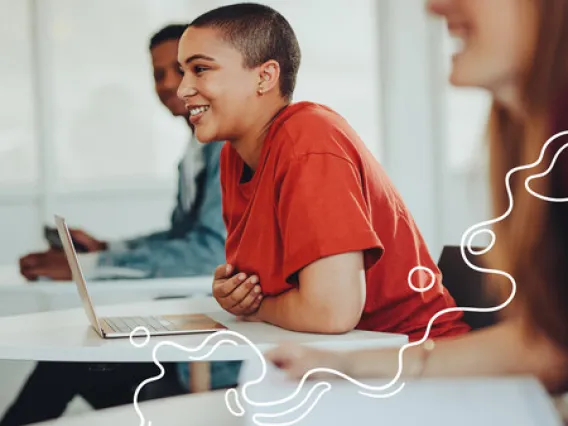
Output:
[0,297,407,362]
[35,391,238,426]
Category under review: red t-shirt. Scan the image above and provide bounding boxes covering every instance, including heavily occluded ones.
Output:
[220,102,469,341]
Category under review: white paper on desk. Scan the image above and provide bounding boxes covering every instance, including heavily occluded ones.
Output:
[236,360,562,426]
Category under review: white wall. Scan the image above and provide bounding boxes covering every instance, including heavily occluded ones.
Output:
[377,0,491,257]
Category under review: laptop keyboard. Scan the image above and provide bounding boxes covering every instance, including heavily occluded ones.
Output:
[104,316,176,333]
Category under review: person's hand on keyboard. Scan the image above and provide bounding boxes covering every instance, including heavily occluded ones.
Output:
[212,264,264,317]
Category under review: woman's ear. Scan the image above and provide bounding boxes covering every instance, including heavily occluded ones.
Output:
[257,60,281,96]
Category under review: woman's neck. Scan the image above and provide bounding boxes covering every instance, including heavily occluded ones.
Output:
[493,82,527,120]
[230,99,289,171]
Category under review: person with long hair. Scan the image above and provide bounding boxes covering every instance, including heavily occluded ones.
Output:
[267,0,568,395]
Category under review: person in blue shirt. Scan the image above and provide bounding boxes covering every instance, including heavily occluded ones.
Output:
[2,24,240,426]
[19,30,225,281]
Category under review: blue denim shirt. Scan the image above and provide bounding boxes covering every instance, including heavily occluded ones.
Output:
[96,140,226,278]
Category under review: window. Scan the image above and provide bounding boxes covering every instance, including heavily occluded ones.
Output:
[0,0,37,189]
[44,0,194,191]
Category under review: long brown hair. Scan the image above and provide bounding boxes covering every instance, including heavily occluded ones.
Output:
[487,0,568,348]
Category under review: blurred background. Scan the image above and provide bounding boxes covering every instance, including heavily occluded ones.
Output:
[0,0,493,418]
[0,0,491,266]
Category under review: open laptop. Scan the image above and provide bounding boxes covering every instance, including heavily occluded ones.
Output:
[54,214,226,339]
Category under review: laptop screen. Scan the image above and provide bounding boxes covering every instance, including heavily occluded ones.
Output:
[54,215,103,334]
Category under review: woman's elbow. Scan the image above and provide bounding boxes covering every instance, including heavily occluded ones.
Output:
[316,305,363,334]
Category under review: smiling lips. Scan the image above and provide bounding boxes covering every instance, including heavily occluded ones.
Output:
[185,105,209,124]
[186,104,210,124]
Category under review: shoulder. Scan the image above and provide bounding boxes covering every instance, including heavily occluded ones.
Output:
[281,102,348,138]
[274,102,363,164]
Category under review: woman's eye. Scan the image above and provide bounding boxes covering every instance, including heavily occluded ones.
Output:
[194,66,208,74]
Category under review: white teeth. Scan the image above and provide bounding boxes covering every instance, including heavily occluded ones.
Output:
[449,35,466,55]
[189,105,210,116]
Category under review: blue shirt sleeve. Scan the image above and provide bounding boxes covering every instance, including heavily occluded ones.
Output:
[96,142,226,278]
[122,229,171,248]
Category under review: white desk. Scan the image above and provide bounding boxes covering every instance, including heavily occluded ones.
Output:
[0,297,407,362]
[0,265,212,317]
[34,391,236,426]
[238,363,564,426]
[32,378,565,426]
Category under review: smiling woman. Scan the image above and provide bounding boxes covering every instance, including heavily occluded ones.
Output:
[179,3,469,340]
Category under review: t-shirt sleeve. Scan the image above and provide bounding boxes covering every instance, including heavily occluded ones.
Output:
[277,153,383,282]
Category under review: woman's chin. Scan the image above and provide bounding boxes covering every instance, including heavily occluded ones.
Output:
[448,65,468,87]
[449,68,477,88]
[194,128,218,144]
[448,57,489,90]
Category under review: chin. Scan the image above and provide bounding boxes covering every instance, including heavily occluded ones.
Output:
[449,72,469,87]
[448,55,493,91]
[194,127,219,144]
[449,65,480,89]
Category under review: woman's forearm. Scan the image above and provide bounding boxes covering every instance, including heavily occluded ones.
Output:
[343,320,568,393]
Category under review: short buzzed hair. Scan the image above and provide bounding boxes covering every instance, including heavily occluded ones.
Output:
[149,23,188,50]
[189,3,301,101]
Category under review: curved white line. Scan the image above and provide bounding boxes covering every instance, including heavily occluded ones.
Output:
[408,266,436,293]
[252,382,330,426]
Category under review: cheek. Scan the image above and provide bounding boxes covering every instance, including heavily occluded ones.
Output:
[451,9,526,88]
[198,72,258,135]
[485,23,530,82]
[155,84,165,98]
[486,0,534,74]
[195,77,222,105]
[209,82,254,119]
